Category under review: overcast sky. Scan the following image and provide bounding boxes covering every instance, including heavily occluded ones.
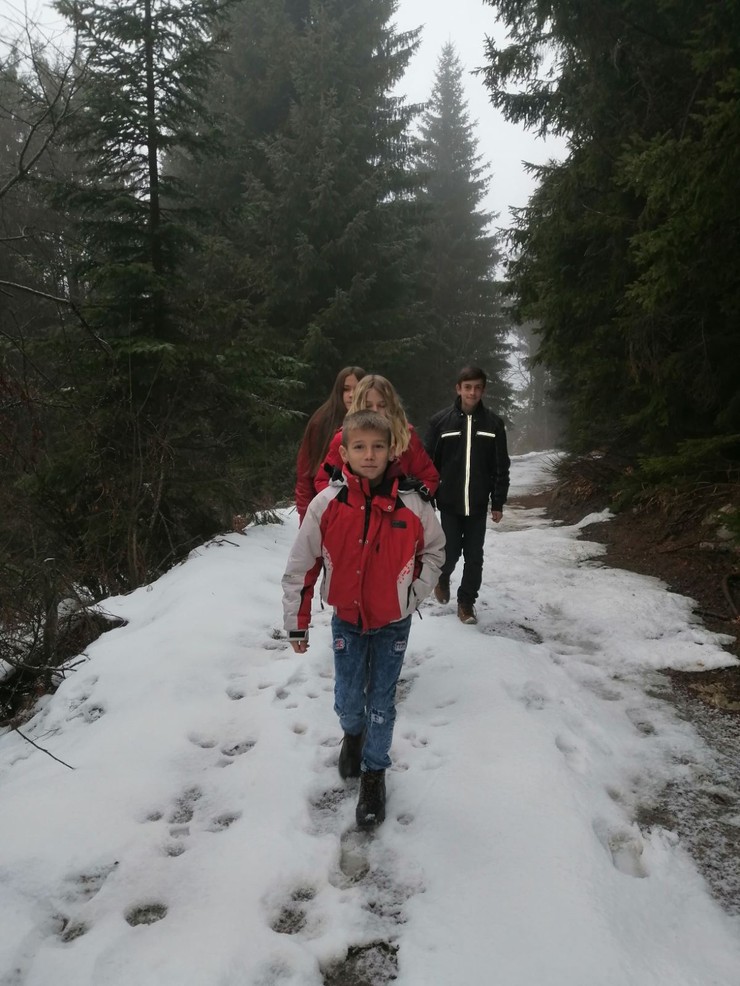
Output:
[394,0,566,231]
[2,0,566,233]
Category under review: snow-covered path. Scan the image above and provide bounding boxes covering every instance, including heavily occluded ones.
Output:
[1,452,739,986]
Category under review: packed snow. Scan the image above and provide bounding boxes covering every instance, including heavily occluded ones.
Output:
[1,450,739,985]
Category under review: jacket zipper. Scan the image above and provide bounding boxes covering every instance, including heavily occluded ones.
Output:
[357,494,372,627]
[464,414,472,516]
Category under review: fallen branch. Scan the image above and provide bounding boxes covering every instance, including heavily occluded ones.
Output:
[12,725,75,769]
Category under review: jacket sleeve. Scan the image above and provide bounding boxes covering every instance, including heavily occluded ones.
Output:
[281,496,326,638]
[313,428,343,494]
[294,432,315,523]
[400,428,439,495]
[491,420,511,511]
[410,499,445,606]
[423,412,442,462]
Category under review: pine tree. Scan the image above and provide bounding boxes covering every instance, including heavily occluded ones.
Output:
[412,43,510,422]
[178,0,427,414]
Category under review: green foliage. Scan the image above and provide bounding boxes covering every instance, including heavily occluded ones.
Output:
[635,435,740,485]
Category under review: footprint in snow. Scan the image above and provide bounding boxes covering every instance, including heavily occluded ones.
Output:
[395,675,416,704]
[308,785,353,836]
[61,863,118,904]
[402,730,429,748]
[269,886,316,936]
[625,708,657,736]
[323,942,399,986]
[337,828,372,885]
[168,785,202,825]
[593,819,649,878]
[404,648,434,670]
[481,621,543,644]
[125,902,168,926]
[221,739,256,757]
[56,916,90,943]
[554,732,588,773]
[207,812,241,832]
[50,862,119,942]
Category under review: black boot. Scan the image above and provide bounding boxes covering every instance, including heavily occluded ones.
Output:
[356,769,386,829]
[338,732,363,779]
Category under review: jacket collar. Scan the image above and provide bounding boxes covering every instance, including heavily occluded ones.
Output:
[341,461,401,508]
[454,396,486,416]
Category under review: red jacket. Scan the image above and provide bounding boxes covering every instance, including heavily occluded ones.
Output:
[314,424,439,498]
[294,415,326,522]
[282,465,445,635]
[295,434,316,522]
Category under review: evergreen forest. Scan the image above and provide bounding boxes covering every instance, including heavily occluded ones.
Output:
[1,0,739,689]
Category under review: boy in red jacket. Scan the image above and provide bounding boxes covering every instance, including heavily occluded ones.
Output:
[282,411,445,828]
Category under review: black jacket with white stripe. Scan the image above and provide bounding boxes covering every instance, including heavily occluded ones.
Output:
[424,398,510,516]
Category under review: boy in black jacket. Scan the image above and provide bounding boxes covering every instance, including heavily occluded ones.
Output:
[424,366,510,624]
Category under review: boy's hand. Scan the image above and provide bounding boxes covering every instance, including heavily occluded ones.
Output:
[290,639,309,654]
[491,509,503,523]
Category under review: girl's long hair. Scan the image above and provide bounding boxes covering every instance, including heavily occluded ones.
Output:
[349,375,411,455]
[305,366,366,473]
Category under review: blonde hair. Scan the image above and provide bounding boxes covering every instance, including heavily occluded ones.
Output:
[349,375,410,455]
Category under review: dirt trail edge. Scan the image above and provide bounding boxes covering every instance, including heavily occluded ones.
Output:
[510,489,740,914]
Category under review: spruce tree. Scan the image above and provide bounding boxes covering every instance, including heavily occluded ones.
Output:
[179,0,426,413]
[412,43,510,422]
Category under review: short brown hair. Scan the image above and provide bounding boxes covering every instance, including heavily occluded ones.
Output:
[457,365,487,386]
[341,411,392,447]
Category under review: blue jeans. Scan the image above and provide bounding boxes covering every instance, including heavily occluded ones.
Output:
[331,614,412,772]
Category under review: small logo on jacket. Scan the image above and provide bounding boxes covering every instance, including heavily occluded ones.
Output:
[391,520,407,528]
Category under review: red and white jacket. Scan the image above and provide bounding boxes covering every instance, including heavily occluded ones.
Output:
[282,465,445,637]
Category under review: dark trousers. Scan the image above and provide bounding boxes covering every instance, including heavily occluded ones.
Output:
[439,511,488,604]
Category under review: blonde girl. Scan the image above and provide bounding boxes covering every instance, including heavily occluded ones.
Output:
[315,375,439,495]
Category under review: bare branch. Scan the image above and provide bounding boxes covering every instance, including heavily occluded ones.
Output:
[12,725,75,769]
[0,22,86,202]
[0,279,113,354]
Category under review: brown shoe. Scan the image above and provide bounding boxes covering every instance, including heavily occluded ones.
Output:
[434,577,450,604]
[457,601,477,625]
